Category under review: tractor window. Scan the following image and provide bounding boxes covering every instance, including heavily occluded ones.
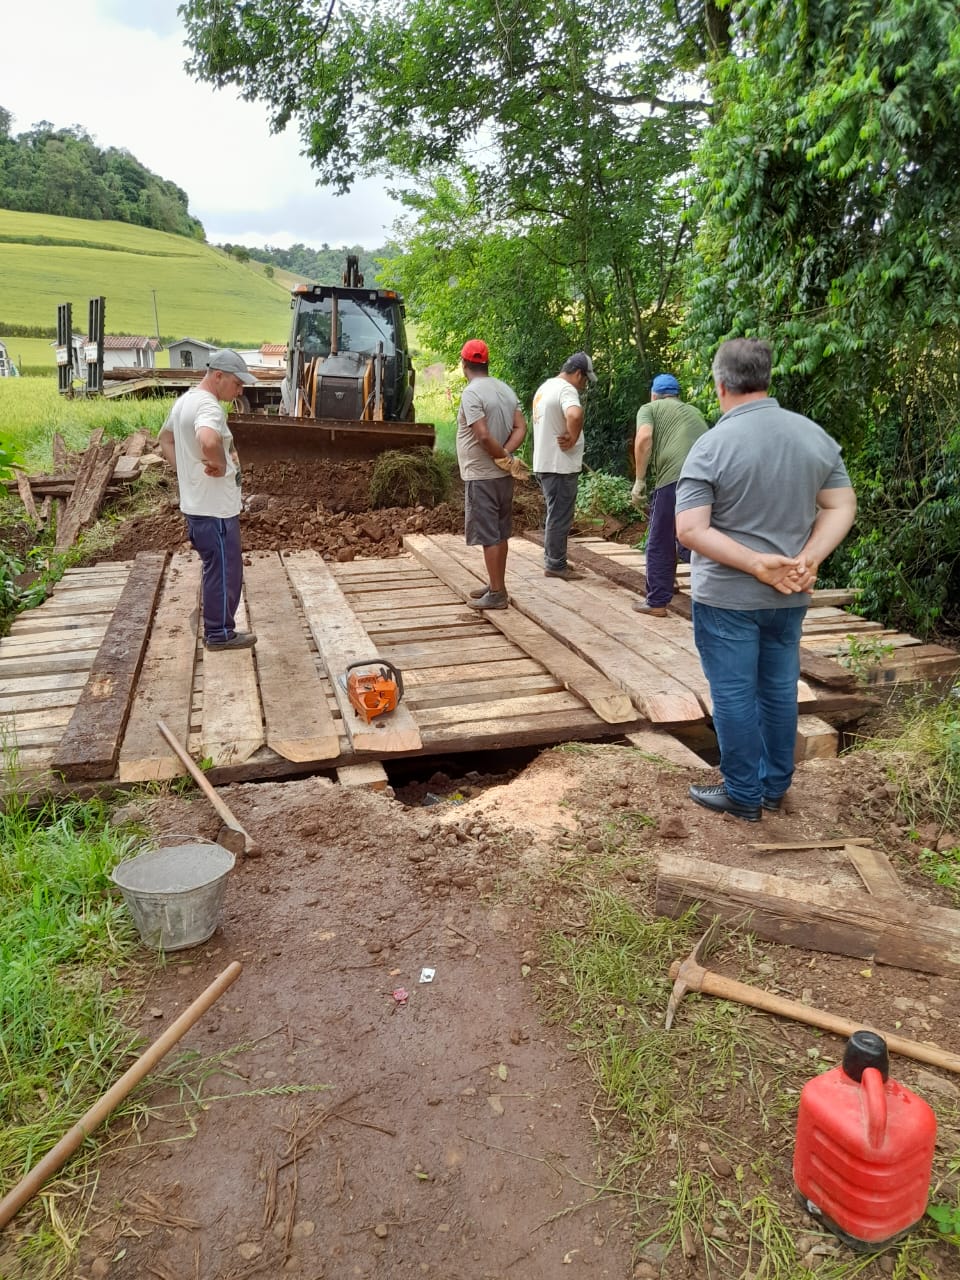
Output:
[294,298,397,359]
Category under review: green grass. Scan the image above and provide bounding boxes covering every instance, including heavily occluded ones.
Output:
[0,209,292,347]
[413,376,459,456]
[535,876,958,1277]
[0,378,174,471]
[0,793,143,1274]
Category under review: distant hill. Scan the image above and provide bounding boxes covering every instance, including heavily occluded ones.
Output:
[223,242,392,285]
[0,209,295,372]
[0,111,203,240]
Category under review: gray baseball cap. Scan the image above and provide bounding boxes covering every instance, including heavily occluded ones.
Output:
[562,351,597,384]
[207,348,257,385]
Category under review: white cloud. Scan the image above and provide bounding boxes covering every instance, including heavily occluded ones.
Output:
[0,1,403,248]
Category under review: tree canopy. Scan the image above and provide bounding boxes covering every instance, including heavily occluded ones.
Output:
[0,115,204,239]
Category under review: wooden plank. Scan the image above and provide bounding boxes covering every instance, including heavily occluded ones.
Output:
[199,596,264,767]
[0,649,100,678]
[794,715,838,762]
[809,589,859,608]
[0,627,107,654]
[243,552,339,763]
[869,646,960,684]
[655,852,960,977]
[118,554,200,782]
[283,550,422,753]
[402,657,544,686]
[844,845,906,900]
[55,432,117,552]
[347,588,459,610]
[337,761,390,791]
[52,432,67,469]
[404,535,636,725]
[625,729,712,771]
[553,532,857,691]
[751,838,873,852]
[462,537,703,725]
[378,638,519,670]
[0,671,88,698]
[406,674,562,710]
[374,623,492,644]
[0,706,74,731]
[14,470,40,524]
[51,553,168,781]
[0,687,85,713]
[419,708,610,753]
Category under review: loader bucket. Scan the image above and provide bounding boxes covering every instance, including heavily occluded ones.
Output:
[227,414,436,463]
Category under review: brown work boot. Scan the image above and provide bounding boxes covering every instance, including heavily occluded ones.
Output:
[632,601,668,617]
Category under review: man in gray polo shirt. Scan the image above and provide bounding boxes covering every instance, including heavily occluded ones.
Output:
[456,339,528,610]
[675,338,856,821]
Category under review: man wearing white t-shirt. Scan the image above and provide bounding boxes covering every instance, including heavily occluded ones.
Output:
[531,352,596,580]
[159,349,258,650]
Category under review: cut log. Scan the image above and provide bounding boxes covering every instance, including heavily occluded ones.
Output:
[14,470,39,524]
[55,431,118,552]
[794,715,838,762]
[655,851,960,976]
[50,553,167,781]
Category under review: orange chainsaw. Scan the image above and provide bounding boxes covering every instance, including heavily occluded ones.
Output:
[339,660,404,723]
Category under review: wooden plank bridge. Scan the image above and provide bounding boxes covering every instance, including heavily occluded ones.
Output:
[1,534,955,793]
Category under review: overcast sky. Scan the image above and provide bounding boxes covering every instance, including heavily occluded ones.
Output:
[0,0,404,249]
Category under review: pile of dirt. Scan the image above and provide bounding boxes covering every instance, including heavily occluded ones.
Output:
[92,457,549,563]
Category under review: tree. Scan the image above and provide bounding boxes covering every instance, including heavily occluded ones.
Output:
[683,0,960,632]
[181,1,730,462]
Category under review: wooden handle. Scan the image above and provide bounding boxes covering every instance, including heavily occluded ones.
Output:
[156,719,253,853]
[672,962,960,1075]
[0,961,242,1229]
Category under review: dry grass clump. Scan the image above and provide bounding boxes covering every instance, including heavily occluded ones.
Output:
[369,447,453,508]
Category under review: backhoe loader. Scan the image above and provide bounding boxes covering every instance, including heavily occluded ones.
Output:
[227,256,435,462]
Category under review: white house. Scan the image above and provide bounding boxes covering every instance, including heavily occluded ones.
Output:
[166,338,218,370]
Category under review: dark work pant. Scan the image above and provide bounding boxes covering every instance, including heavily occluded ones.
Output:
[536,472,580,571]
[186,515,243,643]
[645,481,688,607]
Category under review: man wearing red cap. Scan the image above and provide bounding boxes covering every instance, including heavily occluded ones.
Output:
[456,339,528,609]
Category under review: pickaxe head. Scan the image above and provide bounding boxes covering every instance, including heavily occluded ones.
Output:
[665,917,722,1030]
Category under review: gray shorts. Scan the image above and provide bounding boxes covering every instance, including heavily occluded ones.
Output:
[464,477,514,546]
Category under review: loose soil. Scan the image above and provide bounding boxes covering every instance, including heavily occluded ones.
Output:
[55,749,960,1280]
[5,447,959,1279]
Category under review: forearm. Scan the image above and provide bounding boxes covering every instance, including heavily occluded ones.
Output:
[633,437,652,484]
[158,432,176,468]
[680,526,774,576]
[801,502,857,569]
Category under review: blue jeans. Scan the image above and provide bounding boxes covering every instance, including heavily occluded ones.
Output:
[693,602,807,806]
[536,472,580,571]
[186,515,243,644]
[645,481,689,607]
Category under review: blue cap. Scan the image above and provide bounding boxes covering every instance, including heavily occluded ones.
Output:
[651,373,680,395]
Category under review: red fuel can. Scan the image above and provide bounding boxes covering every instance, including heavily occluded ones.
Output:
[794,1031,937,1249]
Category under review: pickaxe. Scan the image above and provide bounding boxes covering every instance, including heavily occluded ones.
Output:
[665,923,960,1075]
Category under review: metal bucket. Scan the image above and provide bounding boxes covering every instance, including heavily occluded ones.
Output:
[111,839,235,952]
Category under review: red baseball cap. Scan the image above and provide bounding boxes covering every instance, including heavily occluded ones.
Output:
[460,339,489,363]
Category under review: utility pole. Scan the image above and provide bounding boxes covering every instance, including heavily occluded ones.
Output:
[151,289,160,340]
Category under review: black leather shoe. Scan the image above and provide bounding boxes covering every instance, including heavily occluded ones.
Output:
[761,795,783,812]
[689,783,762,822]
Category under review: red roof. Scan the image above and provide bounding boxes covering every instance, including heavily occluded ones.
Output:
[260,343,286,355]
[84,336,162,351]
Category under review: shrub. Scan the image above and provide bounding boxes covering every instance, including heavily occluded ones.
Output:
[575,470,636,522]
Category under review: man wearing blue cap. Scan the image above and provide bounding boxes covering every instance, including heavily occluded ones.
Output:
[631,373,708,615]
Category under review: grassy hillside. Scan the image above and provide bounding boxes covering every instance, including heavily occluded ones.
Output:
[0,209,293,367]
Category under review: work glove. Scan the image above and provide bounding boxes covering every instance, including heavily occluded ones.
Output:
[630,479,646,508]
[494,453,531,481]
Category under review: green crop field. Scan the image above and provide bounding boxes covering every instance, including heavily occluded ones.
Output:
[0,209,293,357]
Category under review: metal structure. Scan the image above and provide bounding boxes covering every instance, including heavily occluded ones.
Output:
[86,296,105,395]
[56,303,73,395]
